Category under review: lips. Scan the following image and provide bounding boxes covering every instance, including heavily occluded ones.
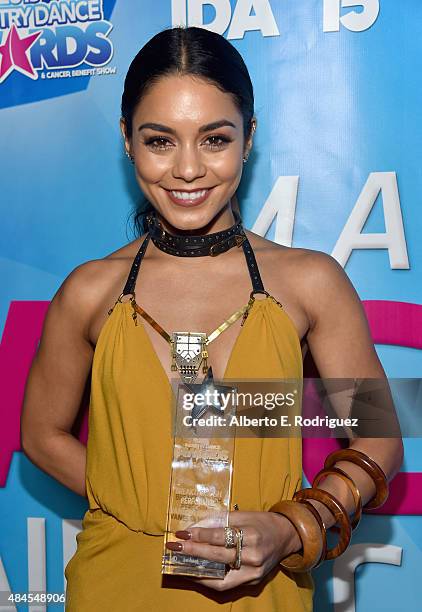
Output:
[165,187,214,207]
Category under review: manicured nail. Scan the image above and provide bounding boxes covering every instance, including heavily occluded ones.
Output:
[175,530,192,540]
[166,542,184,551]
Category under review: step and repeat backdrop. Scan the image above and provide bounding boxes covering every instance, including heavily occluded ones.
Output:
[1,1,421,610]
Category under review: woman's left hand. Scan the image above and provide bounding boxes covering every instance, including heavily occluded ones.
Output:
[165,511,302,591]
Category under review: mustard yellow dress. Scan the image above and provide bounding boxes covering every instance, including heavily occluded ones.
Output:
[64,233,314,611]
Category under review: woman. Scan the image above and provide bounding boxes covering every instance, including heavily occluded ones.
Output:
[21,25,403,611]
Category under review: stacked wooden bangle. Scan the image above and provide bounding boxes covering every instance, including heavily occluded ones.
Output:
[269,448,389,573]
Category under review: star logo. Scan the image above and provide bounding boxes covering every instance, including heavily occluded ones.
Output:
[180,366,237,434]
[0,25,42,84]
[185,367,227,421]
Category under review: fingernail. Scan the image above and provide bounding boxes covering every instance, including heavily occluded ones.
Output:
[166,542,184,551]
[175,530,192,540]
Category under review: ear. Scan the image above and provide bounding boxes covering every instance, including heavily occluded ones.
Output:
[120,118,131,156]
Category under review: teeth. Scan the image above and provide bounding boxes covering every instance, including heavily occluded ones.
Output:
[171,190,208,200]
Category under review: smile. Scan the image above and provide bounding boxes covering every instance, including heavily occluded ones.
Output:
[165,187,214,207]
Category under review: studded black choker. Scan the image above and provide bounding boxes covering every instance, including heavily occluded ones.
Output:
[145,208,247,257]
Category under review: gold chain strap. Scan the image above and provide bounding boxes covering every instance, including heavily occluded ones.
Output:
[108,290,284,347]
[131,296,255,346]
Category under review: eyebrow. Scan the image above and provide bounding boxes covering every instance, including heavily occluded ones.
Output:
[137,119,237,134]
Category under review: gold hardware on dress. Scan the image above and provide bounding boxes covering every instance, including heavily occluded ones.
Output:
[125,292,255,383]
[107,289,283,385]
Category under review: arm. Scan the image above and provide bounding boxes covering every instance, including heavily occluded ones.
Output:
[293,250,404,531]
[20,262,101,498]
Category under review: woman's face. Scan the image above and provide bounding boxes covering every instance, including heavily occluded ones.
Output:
[121,74,253,232]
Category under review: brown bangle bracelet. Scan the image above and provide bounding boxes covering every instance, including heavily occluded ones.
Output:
[269,500,323,572]
[294,500,327,569]
[293,488,352,560]
[324,448,389,510]
[312,467,363,531]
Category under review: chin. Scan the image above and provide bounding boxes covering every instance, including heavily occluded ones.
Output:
[157,204,226,233]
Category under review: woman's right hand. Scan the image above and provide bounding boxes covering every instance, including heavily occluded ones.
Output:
[167,510,303,592]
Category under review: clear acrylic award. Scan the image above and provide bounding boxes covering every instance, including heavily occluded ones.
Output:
[162,368,237,579]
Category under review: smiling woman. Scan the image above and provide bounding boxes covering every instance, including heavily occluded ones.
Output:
[121,79,250,229]
[20,24,403,612]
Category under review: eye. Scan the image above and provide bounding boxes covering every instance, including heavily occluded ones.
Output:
[144,136,173,150]
[204,135,232,150]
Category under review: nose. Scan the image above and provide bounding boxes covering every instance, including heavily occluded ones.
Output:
[171,142,206,182]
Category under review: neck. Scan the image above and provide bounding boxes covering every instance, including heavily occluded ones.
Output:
[146,202,246,258]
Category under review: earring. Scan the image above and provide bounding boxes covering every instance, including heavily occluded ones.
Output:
[244,120,256,162]
[125,150,134,164]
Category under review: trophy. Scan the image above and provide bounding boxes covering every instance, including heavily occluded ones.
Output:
[162,365,237,578]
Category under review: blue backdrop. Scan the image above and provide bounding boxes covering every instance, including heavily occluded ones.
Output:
[1,1,421,610]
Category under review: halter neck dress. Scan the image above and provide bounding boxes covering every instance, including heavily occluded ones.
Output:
[64,231,315,611]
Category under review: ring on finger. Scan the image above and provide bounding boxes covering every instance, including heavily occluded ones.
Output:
[224,526,237,549]
[229,528,243,570]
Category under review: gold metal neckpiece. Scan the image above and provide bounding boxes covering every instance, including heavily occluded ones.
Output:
[125,289,268,384]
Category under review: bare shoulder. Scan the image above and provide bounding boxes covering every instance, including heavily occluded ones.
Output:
[244,227,345,285]
[281,244,349,289]
[276,244,365,338]
[52,237,145,339]
[57,240,141,303]
[244,229,358,333]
